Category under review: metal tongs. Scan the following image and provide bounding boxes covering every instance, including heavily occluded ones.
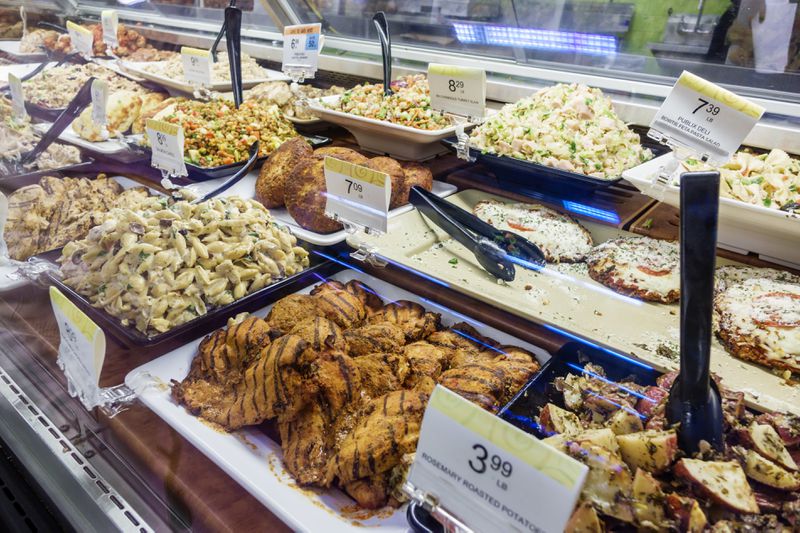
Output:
[409,186,546,282]
[1,77,94,176]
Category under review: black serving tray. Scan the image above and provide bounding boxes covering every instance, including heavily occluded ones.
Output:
[37,245,339,347]
[135,134,331,181]
[441,129,670,194]
[407,341,661,533]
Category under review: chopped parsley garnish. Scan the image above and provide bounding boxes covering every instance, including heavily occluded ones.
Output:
[139,251,150,261]
[448,258,458,265]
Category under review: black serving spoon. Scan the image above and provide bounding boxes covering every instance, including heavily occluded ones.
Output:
[666,170,725,454]
[224,4,244,108]
[190,141,260,203]
[372,12,392,97]
[211,0,238,61]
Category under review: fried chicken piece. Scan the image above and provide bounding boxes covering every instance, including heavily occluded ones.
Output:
[369,300,440,342]
[439,362,507,412]
[312,350,362,416]
[353,352,409,399]
[333,388,429,483]
[448,348,496,369]
[344,322,406,357]
[267,294,321,334]
[343,472,393,509]
[402,341,449,387]
[314,289,366,329]
[311,279,384,317]
[279,401,335,486]
[492,347,541,403]
[290,316,348,352]
[427,322,497,352]
[218,334,316,430]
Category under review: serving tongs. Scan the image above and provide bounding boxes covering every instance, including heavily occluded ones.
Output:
[409,186,546,282]
[211,0,238,60]
[0,77,94,176]
[666,170,725,455]
[224,4,244,108]
[372,12,393,97]
[189,140,260,204]
[1,51,82,96]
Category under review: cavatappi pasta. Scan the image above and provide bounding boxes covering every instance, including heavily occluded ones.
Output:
[59,193,309,335]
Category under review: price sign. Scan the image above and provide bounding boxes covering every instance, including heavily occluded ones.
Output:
[649,71,765,163]
[324,156,390,233]
[7,73,26,122]
[50,286,107,410]
[407,386,588,533]
[101,10,119,50]
[282,23,322,79]
[91,79,108,128]
[66,21,94,58]
[428,63,486,119]
[181,47,212,87]
[145,119,187,177]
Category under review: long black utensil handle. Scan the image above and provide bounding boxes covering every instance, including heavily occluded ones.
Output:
[679,171,720,404]
[37,21,67,33]
[225,5,243,108]
[193,141,259,203]
[372,12,392,96]
[211,0,238,59]
[22,76,94,165]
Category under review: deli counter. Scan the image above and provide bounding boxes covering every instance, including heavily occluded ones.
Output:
[0,0,799,531]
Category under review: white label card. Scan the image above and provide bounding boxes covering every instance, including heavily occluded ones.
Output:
[408,386,588,533]
[50,286,107,410]
[181,47,212,87]
[282,23,322,78]
[8,73,26,121]
[649,71,765,163]
[66,21,94,58]
[428,63,486,119]
[323,156,390,233]
[146,119,187,177]
[101,10,119,49]
[91,79,108,128]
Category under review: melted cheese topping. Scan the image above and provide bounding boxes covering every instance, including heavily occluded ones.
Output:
[716,278,800,369]
[473,200,593,262]
[587,237,680,298]
[715,265,800,296]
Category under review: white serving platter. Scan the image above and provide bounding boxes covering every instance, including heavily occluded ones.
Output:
[33,123,132,155]
[119,60,290,95]
[306,95,473,161]
[623,152,800,268]
[185,170,458,246]
[0,176,160,292]
[0,62,52,84]
[124,269,551,532]
[0,40,46,61]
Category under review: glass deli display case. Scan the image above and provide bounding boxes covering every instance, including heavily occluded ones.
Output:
[0,0,798,531]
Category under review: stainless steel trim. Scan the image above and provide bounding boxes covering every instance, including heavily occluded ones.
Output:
[0,365,152,532]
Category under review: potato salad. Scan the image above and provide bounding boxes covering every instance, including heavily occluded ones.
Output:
[470,83,652,179]
[59,194,309,335]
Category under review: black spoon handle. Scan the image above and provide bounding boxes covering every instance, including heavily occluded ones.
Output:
[193,141,259,204]
[372,12,392,96]
[211,0,238,59]
[37,21,67,33]
[21,76,94,165]
[679,171,720,404]
[225,5,243,108]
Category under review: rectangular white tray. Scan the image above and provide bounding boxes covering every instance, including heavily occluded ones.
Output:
[0,40,46,61]
[33,123,131,155]
[0,62,53,84]
[119,60,289,95]
[124,269,551,532]
[186,170,458,246]
[623,153,800,268]
[306,95,473,161]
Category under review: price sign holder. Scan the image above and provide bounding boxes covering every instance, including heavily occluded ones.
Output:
[648,71,765,165]
[101,9,119,53]
[19,6,26,37]
[145,118,188,187]
[8,73,26,122]
[282,23,322,82]
[91,78,109,139]
[405,386,588,533]
[427,63,485,162]
[66,21,94,59]
[323,156,390,235]
[181,46,213,89]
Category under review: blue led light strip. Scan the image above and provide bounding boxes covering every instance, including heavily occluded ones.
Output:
[453,23,617,56]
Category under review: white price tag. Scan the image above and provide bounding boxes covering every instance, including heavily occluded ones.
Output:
[7,73,26,122]
[146,119,187,178]
[50,287,107,410]
[282,23,322,79]
[649,71,765,163]
[323,156,390,233]
[181,47,213,87]
[66,21,94,58]
[428,63,486,119]
[101,10,119,50]
[91,79,108,128]
[408,386,588,533]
